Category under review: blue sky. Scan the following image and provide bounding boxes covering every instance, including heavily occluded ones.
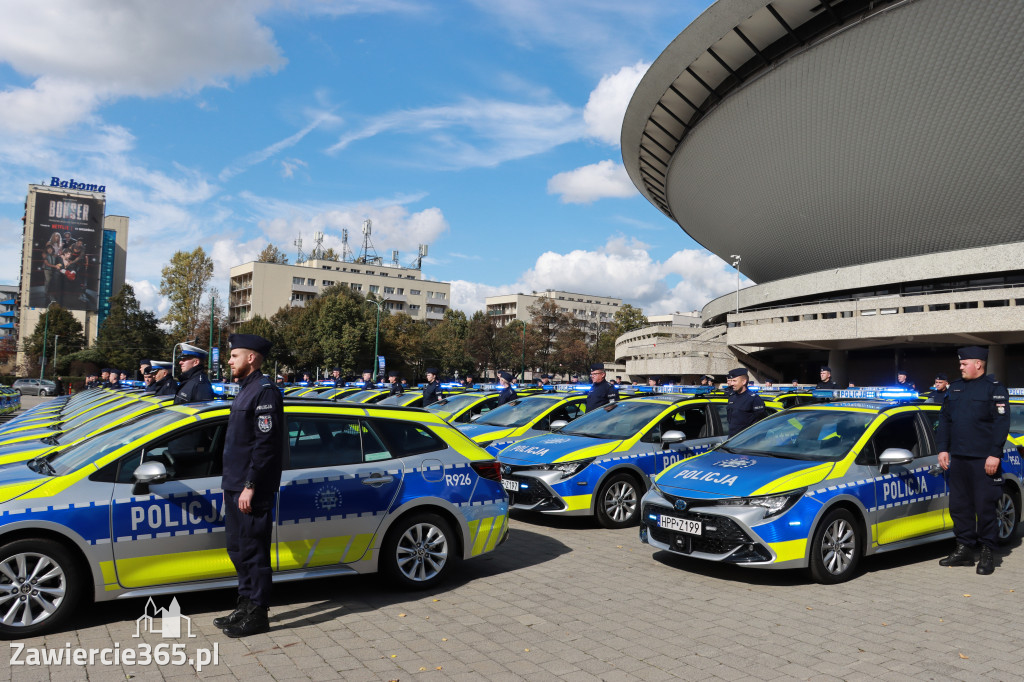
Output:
[0,0,746,320]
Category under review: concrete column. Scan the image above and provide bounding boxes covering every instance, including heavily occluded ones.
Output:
[988,344,1006,383]
[828,349,848,387]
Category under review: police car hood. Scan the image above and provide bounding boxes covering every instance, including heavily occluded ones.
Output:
[495,434,619,464]
[454,423,513,440]
[0,462,52,503]
[655,452,834,497]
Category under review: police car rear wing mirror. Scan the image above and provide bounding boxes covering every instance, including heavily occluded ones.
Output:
[550,420,569,432]
[470,413,482,422]
[878,448,914,472]
[132,460,168,495]
[661,430,685,444]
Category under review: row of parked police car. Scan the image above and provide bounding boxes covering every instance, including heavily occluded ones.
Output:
[0,378,1020,637]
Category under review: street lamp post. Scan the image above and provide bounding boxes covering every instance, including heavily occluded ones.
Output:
[39,302,58,380]
[365,297,390,381]
[730,254,742,315]
[53,335,59,374]
[509,319,527,383]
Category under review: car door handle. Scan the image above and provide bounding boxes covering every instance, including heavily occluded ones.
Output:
[363,473,394,486]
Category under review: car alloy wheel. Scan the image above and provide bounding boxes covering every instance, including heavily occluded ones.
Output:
[383,513,456,589]
[0,539,80,637]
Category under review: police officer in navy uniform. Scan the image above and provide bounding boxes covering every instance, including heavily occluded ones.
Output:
[936,346,1011,575]
[647,376,660,392]
[387,370,403,396]
[214,334,284,637]
[149,361,179,397]
[361,369,374,385]
[138,359,151,382]
[726,367,766,435]
[496,371,517,406]
[461,373,474,388]
[816,366,838,389]
[422,367,443,406]
[929,372,950,405]
[175,343,215,404]
[586,363,618,412]
[895,369,915,391]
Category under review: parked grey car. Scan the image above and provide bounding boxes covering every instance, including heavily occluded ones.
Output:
[11,378,57,396]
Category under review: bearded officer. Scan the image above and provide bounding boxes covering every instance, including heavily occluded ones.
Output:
[149,361,179,397]
[422,367,443,406]
[175,343,214,404]
[726,367,766,435]
[214,334,284,637]
[586,363,618,411]
[936,346,1011,575]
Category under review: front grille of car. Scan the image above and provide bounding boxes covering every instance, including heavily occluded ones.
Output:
[643,504,755,557]
[505,475,564,510]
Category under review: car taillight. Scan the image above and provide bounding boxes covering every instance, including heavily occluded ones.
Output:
[470,460,502,482]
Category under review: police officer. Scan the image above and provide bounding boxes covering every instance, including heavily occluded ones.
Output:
[149,361,179,397]
[422,367,443,406]
[586,363,618,411]
[936,346,1010,575]
[895,369,915,391]
[929,372,950,404]
[214,334,284,637]
[387,370,403,396]
[138,359,151,382]
[361,369,374,385]
[496,371,517,406]
[461,374,474,388]
[726,367,766,435]
[816,366,838,389]
[175,343,214,404]
[330,367,342,384]
[647,375,660,391]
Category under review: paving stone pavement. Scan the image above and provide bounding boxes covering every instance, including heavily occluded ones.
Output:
[1,507,1022,682]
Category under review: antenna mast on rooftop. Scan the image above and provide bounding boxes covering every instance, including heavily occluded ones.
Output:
[293,236,306,264]
[341,229,352,262]
[309,231,326,260]
[357,219,383,265]
[410,243,428,270]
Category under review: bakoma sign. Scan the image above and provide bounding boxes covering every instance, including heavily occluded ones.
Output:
[49,176,106,193]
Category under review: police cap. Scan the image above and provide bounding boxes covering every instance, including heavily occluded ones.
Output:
[387,370,399,378]
[179,343,208,359]
[727,367,748,378]
[426,367,439,375]
[935,372,948,381]
[957,345,988,361]
[590,363,605,371]
[498,371,514,382]
[228,334,272,357]
[139,359,150,367]
[151,360,172,372]
[896,368,908,377]
[143,366,158,376]
[703,374,715,381]
[820,366,832,373]
[361,369,372,375]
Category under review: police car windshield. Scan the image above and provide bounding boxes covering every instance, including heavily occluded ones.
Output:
[57,400,138,433]
[723,409,874,461]
[426,393,481,413]
[342,390,380,402]
[560,401,667,440]
[474,396,555,427]
[51,402,155,444]
[377,392,420,405]
[47,410,186,476]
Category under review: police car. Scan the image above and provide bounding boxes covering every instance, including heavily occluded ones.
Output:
[0,399,509,637]
[639,388,1024,583]
[426,391,504,424]
[455,392,590,449]
[495,390,784,528]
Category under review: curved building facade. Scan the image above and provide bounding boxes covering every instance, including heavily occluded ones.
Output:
[622,0,1024,385]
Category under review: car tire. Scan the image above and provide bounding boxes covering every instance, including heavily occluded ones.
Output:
[0,538,83,638]
[595,472,642,529]
[996,486,1020,545]
[381,513,458,589]
[808,508,862,584]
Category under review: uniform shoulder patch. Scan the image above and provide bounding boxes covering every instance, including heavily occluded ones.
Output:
[257,414,273,433]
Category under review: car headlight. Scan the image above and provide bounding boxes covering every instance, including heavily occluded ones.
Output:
[538,458,594,479]
[716,489,805,518]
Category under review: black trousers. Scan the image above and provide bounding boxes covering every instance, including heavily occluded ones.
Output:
[948,456,1003,550]
[224,490,274,607]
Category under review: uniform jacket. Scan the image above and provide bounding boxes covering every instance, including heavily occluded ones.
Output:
[422,380,443,406]
[222,369,284,505]
[586,380,618,412]
[152,376,180,397]
[175,366,214,404]
[816,380,837,389]
[388,381,404,396]
[727,388,766,434]
[497,386,517,406]
[935,375,1010,459]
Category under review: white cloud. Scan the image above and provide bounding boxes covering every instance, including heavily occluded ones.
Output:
[583,61,650,145]
[127,278,170,318]
[219,110,340,181]
[547,160,636,204]
[0,0,285,134]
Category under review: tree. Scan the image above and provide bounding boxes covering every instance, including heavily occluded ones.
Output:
[466,311,502,377]
[321,247,341,261]
[611,304,648,337]
[424,309,472,377]
[95,284,167,374]
[235,315,284,369]
[257,244,289,264]
[554,324,589,378]
[381,312,428,378]
[528,299,570,374]
[315,288,371,375]
[24,305,85,377]
[160,247,214,341]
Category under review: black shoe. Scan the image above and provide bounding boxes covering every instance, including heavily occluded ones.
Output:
[977,547,995,575]
[939,543,975,566]
[222,604,269,638]
[212,595,250,628]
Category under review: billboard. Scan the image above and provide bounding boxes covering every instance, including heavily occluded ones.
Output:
[27,192,105,311]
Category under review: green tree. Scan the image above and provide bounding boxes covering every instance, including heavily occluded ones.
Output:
[611,304,648,337]
[381,312,428,379]
[95,284,167,374]
[24,306,85,377]
[466,311,501,377]
[321,247,341,261]
[529,299,569,374]
[257,244,289,264]
[424,309,471,377]
[315,288,371,375]
[235,314,285,370]
[160,247,214,340]
[554,324,589,378]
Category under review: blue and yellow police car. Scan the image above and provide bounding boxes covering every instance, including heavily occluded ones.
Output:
[639,387,1024,583]
[0,399,508,637]
[495,389,784,528]
[455,391,589,449]
[426,391,504,424]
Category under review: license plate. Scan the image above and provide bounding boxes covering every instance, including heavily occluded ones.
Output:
[658,515,701,536]
[502,479,519,492]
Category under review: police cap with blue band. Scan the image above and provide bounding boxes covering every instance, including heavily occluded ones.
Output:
[150,360,172,372]
[228,334,272,357]
[957,345,988,361]
[179,343,208,360]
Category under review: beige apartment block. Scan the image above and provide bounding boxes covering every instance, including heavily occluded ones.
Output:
[485,290,622,343]
[229,259,451,327]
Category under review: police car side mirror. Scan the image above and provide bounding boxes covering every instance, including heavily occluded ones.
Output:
[550,420,568,432]
[878,448,913,472]
[662,430,686,444]
[470,413,482,422]
[132,460,168,495]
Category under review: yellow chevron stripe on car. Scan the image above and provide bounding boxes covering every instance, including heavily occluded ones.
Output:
[470,517,495,556]
[562,494,593,512]
[768,538,807,562]
[99,561,118,591]
[116,548,235,587]
[553,441,618,463]
[484,514,508,553]
[750,463,834,496]
[873,509,946,545]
